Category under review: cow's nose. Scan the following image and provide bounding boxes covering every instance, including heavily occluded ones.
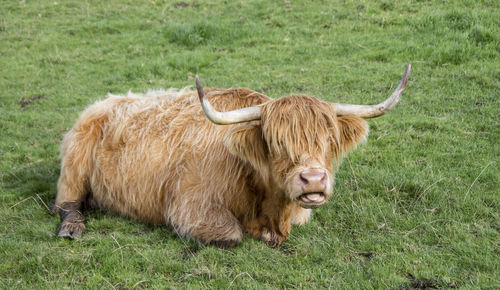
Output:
[299,171,327,192]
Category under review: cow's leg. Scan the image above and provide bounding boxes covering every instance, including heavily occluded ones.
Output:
[170,202,243,248]
[54,139,90,239]
[245,216,290,247]
[192,205,243,248]
[244,199,293,247]
[55,169,87,238]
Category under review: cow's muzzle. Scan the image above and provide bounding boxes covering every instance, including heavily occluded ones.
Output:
[297,170,328,208]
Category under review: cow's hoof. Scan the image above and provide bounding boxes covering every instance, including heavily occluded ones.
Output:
[209,239,240,249]
[58,221,85,239]
[261,228,286,247]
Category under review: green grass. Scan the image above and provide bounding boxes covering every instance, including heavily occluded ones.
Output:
[1,0,499,288]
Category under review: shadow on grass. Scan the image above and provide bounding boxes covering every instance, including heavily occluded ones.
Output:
[2,160,59,211]
[396,273,458,289]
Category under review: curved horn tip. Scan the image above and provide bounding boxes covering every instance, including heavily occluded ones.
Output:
[195,75,205,100]
[400,64,411,88]
[332,63,411,118]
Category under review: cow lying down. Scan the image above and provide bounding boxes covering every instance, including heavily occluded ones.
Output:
[55,65,410,247]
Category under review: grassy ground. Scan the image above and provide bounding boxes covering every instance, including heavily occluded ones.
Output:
[1,0,499,288]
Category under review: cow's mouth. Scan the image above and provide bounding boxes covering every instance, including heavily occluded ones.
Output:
[298,192,326,208]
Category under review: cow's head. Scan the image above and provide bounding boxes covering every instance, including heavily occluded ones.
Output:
[196,65,410,209]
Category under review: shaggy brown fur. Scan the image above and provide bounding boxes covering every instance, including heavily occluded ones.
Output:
[55,87,368,246]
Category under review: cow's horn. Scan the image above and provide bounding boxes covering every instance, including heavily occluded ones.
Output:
[333,64,411,118]
[196,76,262,125]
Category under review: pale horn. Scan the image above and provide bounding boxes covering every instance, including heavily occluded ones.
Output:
[196,76,262,125]
[333,64,411,118]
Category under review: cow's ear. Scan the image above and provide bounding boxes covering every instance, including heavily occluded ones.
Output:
[225,124,268,172]
[336,115,369,155]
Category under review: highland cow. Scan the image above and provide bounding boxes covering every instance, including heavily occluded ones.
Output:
[55,65,410,247]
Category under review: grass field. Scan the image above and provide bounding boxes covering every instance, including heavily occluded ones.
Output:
[1,0,499,288]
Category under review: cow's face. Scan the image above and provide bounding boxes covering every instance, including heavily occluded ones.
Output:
[197,65,409,208]
[226,95,368,208]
